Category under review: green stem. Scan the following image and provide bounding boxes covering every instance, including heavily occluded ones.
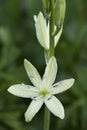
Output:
[49,0,55,57]
[43,0,55,130]
[43,106,50,130]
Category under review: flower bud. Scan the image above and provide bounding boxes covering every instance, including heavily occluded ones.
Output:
[34,12,49,50]
[42,0,50,19]
[34,12,63,50]
[42,0,50,12]
[54,0,66,27]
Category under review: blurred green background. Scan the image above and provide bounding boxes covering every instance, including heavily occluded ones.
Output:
[0,0,87,130]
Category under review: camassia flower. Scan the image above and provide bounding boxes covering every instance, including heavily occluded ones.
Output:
[8,57,75,122]
[34,12,63,50]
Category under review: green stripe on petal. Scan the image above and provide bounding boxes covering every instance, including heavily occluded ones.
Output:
[52,78,75,95]
[8,84,39,98]
[45,96,64,119]
[24,59,42,88]
[25,97,43,122]
[42,56,57,89]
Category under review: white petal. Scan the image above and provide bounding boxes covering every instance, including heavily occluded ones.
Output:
[24,59,41,88]
[42,56,57,89]
[52,78,75,95]
[54,26,63,46]
[8,84,39,98]
[25,97,43,122]
[45,96,64,119]
[34,12,49,50]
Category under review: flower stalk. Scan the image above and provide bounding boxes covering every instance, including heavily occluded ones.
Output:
[49,0,55,58]
[7,1,75,130]
[44,0,55,130]
[44,106,50,130]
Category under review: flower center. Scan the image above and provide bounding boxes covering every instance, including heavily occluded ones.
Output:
[40,88,49,96]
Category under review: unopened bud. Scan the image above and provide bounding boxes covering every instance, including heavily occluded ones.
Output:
[42,0,50,19]
[54,0,66,27]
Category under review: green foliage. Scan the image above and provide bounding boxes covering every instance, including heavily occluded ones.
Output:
[0,0,87,130]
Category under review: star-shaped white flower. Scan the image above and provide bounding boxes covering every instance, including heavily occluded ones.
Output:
[34,12,63,50]
[8,57,75,122]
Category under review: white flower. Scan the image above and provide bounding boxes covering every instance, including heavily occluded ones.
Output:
[34,12,63,50]
[8,56,75,122]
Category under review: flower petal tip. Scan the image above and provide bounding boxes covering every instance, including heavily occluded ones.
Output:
[25,115,31,122]
[25,111,33,122]
[58,107,65,120]
[70,78,75,86]
[38,11,43,17]
[51,56,56,60]
[7,87,11,93]
[34,15,37,22]
[49,56,56,63]
[7,86,17,96]
[60,112,65,120]
[24,58,28,63]
[24,59,29,67]
[7,87,13,94]
[25,111,30,122]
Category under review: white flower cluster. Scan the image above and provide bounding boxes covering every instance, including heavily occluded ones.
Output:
[8,12,75,122]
